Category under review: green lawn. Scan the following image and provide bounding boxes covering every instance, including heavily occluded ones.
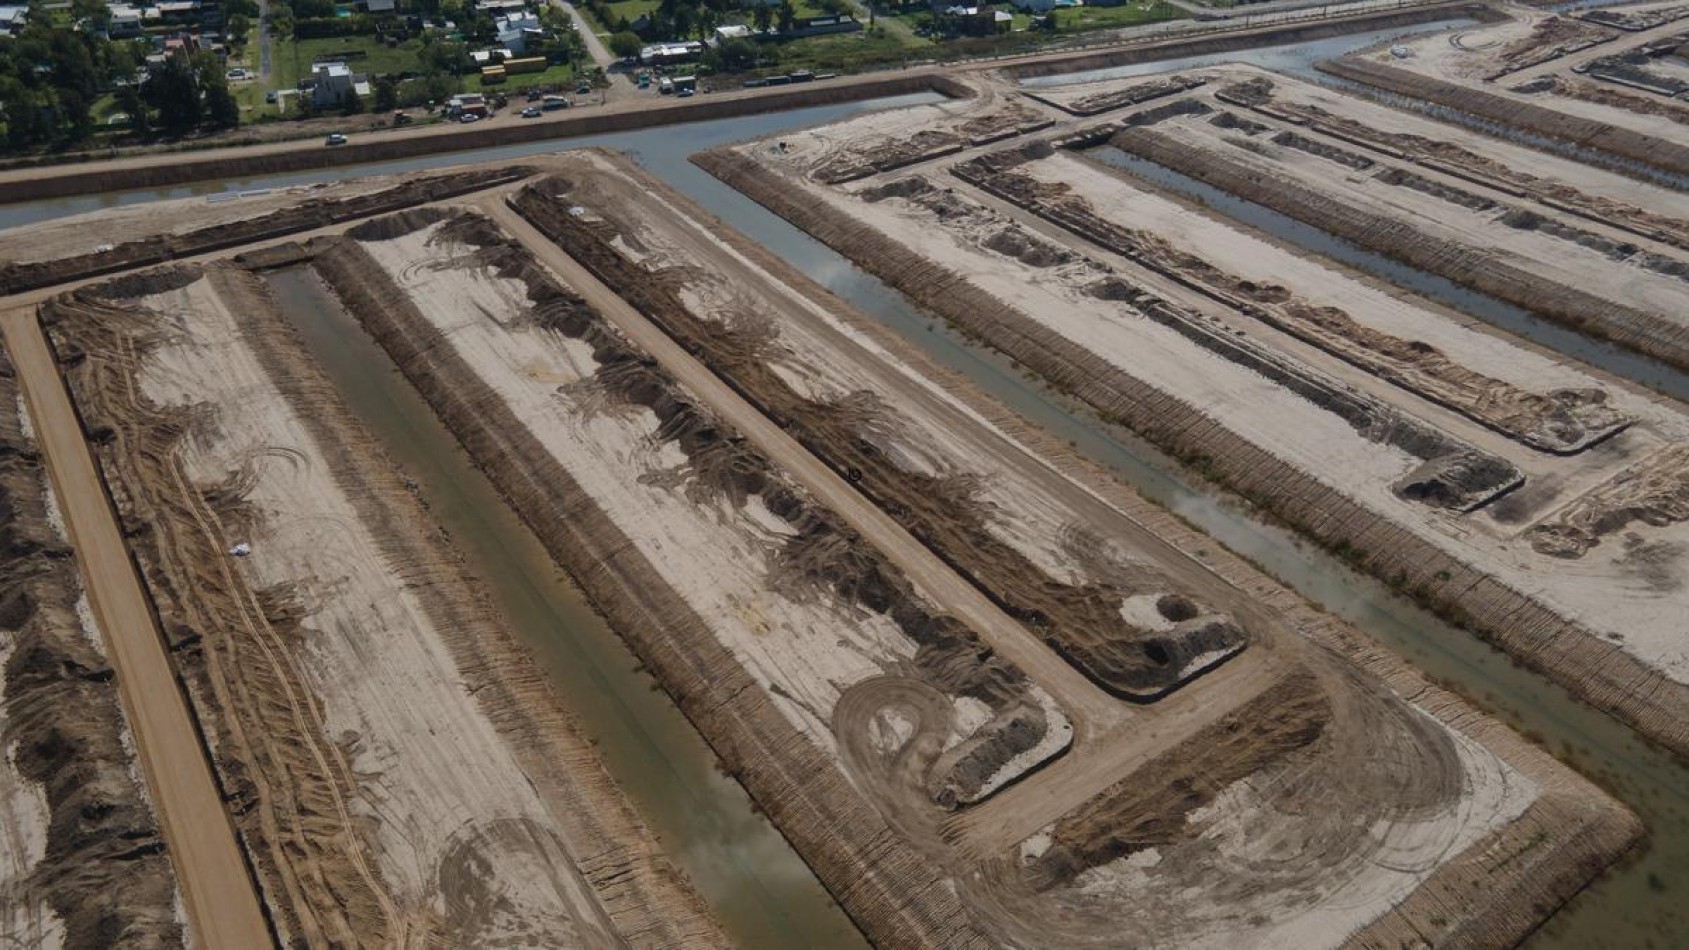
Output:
[466,61,576,92]
[764,28,926,73]
[1051,0,1182,32]
[273,35,427,91]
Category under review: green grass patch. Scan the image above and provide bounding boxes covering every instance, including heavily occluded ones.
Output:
[762,28,926,73]
[466,61,576,92]
[1052,0,1182,32]
[273,35,426,90]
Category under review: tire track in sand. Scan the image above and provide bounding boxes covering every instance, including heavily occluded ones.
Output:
[0,307,274,948]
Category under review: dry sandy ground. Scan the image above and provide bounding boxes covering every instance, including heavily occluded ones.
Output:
[517,152,1628,948]
[735,87,1689,687]
[1131,92,1688,321]
[54,264,721,947]
[345,213,1071,789]
[0,175,418,266]
[1364,1,1689,134]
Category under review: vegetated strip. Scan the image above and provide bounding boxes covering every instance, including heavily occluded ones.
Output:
[0,342,183,946]
[1106,125,1689,373]
[0,73,971,207]
[1317,56,1689,182]
[692,146,1689,760]
[0,167,532,297]
[305,234,998,949]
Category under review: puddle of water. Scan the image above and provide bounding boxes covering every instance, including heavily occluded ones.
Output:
[264,266,866,950]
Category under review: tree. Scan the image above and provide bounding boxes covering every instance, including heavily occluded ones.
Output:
[116,84,151,138]
[205,82,240,127]
[71,0,111,30]
[143,56,203,135]
[608,30,642,59]
[777,0,797,34]
[715,36,757,71]
[340,87,364,115]
[372,75,397,112]
[752,1,772,33]
[226,14,252,49]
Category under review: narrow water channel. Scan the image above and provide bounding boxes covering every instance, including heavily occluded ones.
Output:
[1083,145,1689,401]
[263,266,866,950]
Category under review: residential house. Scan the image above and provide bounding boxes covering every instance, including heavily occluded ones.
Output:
[0,5,27,35]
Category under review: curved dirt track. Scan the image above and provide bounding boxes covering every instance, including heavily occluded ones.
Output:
[0,308,272,948]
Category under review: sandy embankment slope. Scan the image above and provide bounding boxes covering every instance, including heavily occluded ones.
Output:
[0,340,185,948]
[513,151,1635,949]
[40,265,724,947]
[693,104,1689,755]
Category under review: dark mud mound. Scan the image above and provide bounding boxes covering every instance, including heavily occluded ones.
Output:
[1024,672,1329,891]
[344,206,455,241]
[1395,451,1524,511]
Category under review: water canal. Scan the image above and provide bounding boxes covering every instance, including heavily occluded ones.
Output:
[3,25,1685,948]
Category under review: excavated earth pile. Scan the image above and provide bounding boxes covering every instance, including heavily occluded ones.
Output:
[1108,123,1689,372]
[1224,82,1689,252]
[671,144,1644,948]
[1317,56,1689,179]
[39,263,724,947]
[510,177,1247,701]
[694,145,1689,758]
[953,150,1630,457]
[0,167,531,296]
[0,345,183,949]
[864,166,1520,511]
[304,212,1055,946]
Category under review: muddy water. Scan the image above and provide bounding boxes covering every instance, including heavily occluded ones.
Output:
[1084,145,1689,401]
[262,267,866,950]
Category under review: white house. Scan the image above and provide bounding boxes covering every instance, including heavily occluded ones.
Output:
[106,3,144,36]
[311,61,370,108]
[364,0,396,12]
[494,10,541,53]
[0,6,28,35]
[710,23,752,46]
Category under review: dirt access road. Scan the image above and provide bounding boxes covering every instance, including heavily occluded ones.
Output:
[0,308,273,948]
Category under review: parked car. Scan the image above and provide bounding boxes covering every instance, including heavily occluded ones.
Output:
[265,90,277,103]
[520,106,541,118]
[324,133,348,146]
[458,113,482,123]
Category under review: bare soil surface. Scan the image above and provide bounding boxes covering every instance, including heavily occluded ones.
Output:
[1,305,270,947]
[0,339,184,949]
[37,262,724,947]
[695,77,1689,753]
[489,151,1632,948]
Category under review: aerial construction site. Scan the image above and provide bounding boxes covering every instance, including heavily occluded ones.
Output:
[0,1,1683,948]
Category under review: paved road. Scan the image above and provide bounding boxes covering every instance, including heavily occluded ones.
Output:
[0,309,274,949]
